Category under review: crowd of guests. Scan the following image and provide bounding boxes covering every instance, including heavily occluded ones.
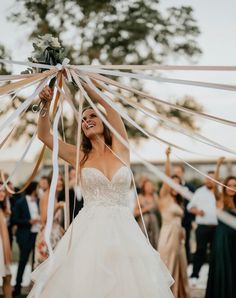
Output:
[0,152,236,298]
[0,168,84,297]
[132,150,236,298]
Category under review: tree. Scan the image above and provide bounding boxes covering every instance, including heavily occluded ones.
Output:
[0,45,11,75]
[2,0,203,143]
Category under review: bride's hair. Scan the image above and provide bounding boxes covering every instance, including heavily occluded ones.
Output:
[80,106,112,167]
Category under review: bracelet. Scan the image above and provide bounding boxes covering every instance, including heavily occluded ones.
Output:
[40,100,48,117]
[40,107,48,117]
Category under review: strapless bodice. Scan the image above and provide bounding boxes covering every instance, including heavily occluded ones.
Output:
[81,166,132,208]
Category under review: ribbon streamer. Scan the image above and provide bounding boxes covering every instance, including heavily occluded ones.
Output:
[87,78,226,157]
[0,60,236,231]
[70,70,236,230]
[85,71,236,128]
[0,78,49,135]
[74,67,236,92]
[0,58,55,70]
[0,131,37,190]
[74,72,236,192]
[35,89,63,298]
[0,70,57,96]
[73,64,236,71]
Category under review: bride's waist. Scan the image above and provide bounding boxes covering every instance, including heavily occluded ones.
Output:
[83,200,129,208]
[82,193,129,208]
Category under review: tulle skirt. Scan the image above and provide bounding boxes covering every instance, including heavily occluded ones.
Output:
[28,205,174,298]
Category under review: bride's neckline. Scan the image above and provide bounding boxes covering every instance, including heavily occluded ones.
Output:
[82,165,128,183]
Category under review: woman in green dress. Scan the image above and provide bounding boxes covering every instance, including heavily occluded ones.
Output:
[205,174,236,298]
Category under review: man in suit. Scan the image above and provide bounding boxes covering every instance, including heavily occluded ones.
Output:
[0,172,21,247]
[12,181,40,296]
[173,164,195,263]
[7,183,22,247]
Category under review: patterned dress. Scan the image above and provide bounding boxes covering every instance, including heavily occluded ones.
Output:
[34,208,64,268]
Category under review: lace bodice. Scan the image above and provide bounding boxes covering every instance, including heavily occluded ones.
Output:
[81,166,132,208]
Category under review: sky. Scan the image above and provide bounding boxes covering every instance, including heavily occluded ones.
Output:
[0,0,236,164]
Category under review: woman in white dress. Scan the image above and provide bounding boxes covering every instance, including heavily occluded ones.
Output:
[28,84,174,297]
[0,183,12,298]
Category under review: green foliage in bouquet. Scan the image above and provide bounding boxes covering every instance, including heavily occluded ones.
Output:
[22,34,65,86]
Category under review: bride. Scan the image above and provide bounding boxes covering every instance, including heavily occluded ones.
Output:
[28,83,174,297]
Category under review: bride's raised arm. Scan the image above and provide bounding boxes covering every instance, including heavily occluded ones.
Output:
[37,85,79,168]
[83,82,129,160]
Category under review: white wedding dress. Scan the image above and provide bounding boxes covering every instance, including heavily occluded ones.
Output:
[28,166,174,298]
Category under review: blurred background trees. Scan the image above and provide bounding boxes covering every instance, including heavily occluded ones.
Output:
[1,0,203,143]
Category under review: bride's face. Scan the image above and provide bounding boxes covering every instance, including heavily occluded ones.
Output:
[82,108,104,138]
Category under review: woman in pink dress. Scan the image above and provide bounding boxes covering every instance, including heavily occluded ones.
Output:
[0,182,12,298]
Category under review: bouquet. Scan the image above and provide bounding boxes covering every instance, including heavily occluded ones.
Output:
[22,34,66,114]
[22,34,65,87]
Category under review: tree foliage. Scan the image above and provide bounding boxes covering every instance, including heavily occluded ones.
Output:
[2,0,203,143]
[0,45,11,75]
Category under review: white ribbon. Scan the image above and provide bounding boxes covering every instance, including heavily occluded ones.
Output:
[0,61,235,229]
[70,70,236,229]
[80,74,208,157]
[72,64,236,71]
[85,71,236,128]
[70,70,192,199]
[0,58,55,70]
[0,78,49,134]
[66,91,84,253]
[55,58,70,71]
[75,67,236,92]
[34,94,62,298]
[0,131,37,190]
[0,73,37,82]
[86,78,226,157]
[77,73,236,191]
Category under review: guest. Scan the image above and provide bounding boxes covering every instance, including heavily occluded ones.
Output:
[34,175,65,268]
[0,173,20,247]
[206,157,236,298]
[188,170,218,287]
[68,167,83,224]
[38,176,50,199]
[136,175,148,194]
[158,148,190,298]
[134,179,161,249]
[0,183,12,298]
[12,182,40,296]
[173,164,195,263]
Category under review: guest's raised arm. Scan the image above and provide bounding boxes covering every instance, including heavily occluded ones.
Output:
[214,157,225,201]
[159,147,171,199]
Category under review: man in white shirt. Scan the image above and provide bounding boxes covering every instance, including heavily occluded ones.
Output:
[187,171,218,285]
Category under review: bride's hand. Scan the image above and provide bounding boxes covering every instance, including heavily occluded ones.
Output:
[39,86,53,102]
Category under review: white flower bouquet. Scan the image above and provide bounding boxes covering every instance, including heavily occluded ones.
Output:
[22,34,65,87]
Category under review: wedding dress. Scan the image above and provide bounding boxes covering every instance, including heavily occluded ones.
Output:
[28,166,174,297]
